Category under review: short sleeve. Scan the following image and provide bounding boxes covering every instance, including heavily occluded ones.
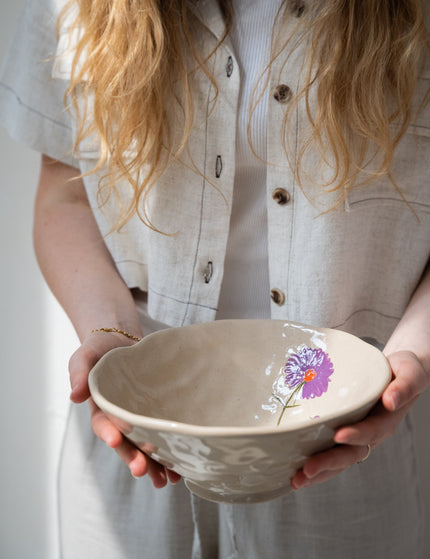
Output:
[0,0,75,166]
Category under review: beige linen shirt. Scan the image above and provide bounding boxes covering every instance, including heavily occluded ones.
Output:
[1,0,429,343]
[1,4,427,559]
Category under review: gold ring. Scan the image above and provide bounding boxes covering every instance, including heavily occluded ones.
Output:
[357,444,372,464]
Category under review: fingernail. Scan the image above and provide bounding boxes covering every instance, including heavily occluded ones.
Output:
[293,479,312,490]
[390,391,400,410]
[334,433,348,444]
[70,380,80,397]
[291,475,312,490]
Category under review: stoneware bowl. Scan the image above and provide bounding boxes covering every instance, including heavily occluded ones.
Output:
[88,319,391,504]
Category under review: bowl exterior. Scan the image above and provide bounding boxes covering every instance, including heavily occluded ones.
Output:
[104,401,375,503]
[90,319,391,503]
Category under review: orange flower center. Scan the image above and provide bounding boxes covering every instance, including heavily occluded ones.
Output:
[304,369,317,382]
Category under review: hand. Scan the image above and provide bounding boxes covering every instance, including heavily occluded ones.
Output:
[68,330,181,488]
[290,350,429,490]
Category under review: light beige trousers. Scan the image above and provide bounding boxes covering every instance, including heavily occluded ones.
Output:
[58,401,423,559]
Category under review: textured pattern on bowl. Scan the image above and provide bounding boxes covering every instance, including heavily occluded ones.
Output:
[89,320,391,503]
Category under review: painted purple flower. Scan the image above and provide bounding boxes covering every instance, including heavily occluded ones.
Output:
[285,346,334,399]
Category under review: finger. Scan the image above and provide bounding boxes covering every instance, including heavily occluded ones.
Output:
[129,451,173,488]
[114,440,149,478]
[69,332,137,403]
[334,397,417,447]
[292,467,345,490]
[144,459,169,488]
[382,352,428,412]
[133,455,181,487]
[302,443,367,479]
[105,434,170,489]
[88,400,173,488]
[69,345,99,403]
[166,469,182,484]
[89,398,123,448]
[92,415,168,487]
[291,443,369,490]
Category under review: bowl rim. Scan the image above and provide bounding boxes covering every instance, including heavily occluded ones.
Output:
[89,345,391,438]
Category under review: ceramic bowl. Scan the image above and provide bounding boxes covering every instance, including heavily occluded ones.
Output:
[88,319,391,504]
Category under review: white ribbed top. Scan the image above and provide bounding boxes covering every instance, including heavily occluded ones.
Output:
[216,0,282,319]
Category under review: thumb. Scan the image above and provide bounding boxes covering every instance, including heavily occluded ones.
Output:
[382,351,427,412]
[68,331,138,403]
[68,344,99,403]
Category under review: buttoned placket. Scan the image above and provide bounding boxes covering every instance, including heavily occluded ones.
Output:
[180,0,308,324]
[266,17,306,319]
[180,4,241,325]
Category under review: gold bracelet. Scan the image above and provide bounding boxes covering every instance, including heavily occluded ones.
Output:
[90,327,142,342]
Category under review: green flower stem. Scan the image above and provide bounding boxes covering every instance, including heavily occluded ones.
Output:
[276,381,305,426]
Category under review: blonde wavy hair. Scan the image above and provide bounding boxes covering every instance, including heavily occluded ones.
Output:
[60,0,429,229]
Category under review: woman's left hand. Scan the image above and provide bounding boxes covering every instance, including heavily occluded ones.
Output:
[290,350,429,490]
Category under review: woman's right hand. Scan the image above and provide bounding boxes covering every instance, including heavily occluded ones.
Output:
[34,156,180,487]
[68,330,182,488]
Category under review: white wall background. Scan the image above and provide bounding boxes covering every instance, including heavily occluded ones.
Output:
[0,3,78,558]
[1,2,429,558]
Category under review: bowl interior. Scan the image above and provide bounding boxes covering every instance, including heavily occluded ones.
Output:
[90,320,391,431]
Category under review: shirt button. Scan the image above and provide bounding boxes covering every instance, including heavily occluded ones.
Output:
[204,261,213,284]
[270,288,286,306]
[272,188,291,205]
[290,1,306,17]
[215,155,222,178]
[273,84,293,103]
[226,56,234,77]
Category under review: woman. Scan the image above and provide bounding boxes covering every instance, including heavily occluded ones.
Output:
[1,0,429,557]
